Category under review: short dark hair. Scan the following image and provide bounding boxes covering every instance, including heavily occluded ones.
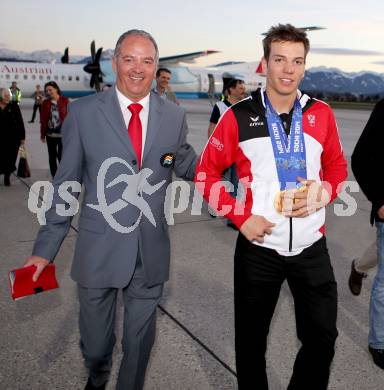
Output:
[156,68,171,78]
[223,78,244,94]
[262,24,310,61]
[44,81,61,96]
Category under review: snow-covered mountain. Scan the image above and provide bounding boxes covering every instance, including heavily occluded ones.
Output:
[302,66,384,95]
[0,47,112,64]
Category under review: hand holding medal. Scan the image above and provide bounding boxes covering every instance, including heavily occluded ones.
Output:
[274,184,308,214]
[275,177,331,217]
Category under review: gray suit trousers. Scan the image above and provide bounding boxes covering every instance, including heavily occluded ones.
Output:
[78,258,163,390]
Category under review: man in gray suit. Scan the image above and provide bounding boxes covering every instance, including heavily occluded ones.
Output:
[24,30,196,390]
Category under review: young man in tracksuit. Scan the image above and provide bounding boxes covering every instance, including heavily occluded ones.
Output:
[195,24,347,389]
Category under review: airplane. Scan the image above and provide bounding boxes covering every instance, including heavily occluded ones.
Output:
[0,46,263,99]
[0,27,323,100]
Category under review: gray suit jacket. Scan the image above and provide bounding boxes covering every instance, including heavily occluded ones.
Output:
[32,88,196,288]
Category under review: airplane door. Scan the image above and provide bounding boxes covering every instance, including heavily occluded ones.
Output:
[207,73,215,95]
[207,73,216,105]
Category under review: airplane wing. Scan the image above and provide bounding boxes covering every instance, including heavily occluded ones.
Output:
[159,50,220,64]
[297,26,326,32]
[261,26,325,35]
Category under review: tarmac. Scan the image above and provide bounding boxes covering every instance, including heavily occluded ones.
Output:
[1,98,384,390]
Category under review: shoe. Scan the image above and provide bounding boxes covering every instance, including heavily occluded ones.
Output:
[84,377,106,390]
[369,347,384,369]
[348,259,367,296]
[4,174,10,186]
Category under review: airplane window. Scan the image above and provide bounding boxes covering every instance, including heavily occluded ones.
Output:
[14,74,19,80]
[39,75,43,80]
[6,74,10,79]
[76,76,80,81]
[24,75,28,80]
[54,75,58,80]
[68,76,72,81]
[61,76,65,81]
[32,75,36,80]
[47,75,51,80]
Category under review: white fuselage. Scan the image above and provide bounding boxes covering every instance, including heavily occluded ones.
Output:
[0,60,265,99]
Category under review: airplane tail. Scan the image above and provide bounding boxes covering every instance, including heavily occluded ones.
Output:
[255,60,264,74]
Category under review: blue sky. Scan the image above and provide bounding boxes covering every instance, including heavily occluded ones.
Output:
[3,0,383,72]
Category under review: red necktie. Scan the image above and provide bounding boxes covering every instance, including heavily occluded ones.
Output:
[128,103,143,168]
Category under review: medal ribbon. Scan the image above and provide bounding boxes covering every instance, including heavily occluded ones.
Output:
[264,92,307,190]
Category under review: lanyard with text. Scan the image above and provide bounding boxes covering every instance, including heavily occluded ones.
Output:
[264,92,307,190]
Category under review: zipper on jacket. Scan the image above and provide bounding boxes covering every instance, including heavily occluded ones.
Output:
[289,217,293,252]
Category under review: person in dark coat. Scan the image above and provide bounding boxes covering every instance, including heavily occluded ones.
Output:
[0,87,25,186]
[350,98,384,369]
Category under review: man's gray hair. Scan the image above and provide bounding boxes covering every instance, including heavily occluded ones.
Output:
[114,29,159,62]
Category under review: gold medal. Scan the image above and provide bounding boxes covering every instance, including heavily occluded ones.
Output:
[274,186,308,213]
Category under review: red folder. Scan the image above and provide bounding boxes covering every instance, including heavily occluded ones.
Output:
[9,264,59,300]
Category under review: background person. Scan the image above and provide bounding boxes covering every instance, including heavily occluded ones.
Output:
[9,81,22,104]
[207,78,246,138]
[153,67,179,104]
[23,29,196,390]
[207,78,246,227]
[40,81,69,178]
[0,87,25,186]
[350,98,384,369]
[196,24,347,389]
[29,84,44,123]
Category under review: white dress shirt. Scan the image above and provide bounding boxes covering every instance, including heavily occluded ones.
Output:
[115,86,150,157]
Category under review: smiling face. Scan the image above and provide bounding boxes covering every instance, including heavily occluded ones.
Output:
[112,35,157,102]
[263,40,306,101]
[156,71,171,91]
